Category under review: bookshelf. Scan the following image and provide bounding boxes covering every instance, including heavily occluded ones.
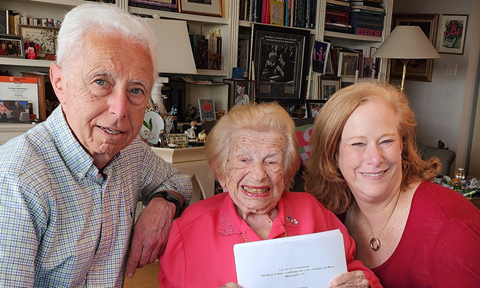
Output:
[0,0,394,116]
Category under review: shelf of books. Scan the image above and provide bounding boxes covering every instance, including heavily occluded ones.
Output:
[128,7,229,25]
[325,0,387,38]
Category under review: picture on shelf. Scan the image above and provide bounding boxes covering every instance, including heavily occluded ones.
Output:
[0,9,8,34]
[0,76,39,119]
[179,0,222,17]
[0,100,29,123]
[19,25,59,58]
[312,40,331,75]
[253,24,310,104]
[318,76,341,100]
[306,99,327,119]
[0,35,23,58]
[337,52,359,78]
[198,98,216,121]
[390,14,439,82]
[438,14,468,55]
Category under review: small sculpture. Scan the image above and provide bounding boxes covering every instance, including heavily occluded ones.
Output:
[170,104,178,133]
[184,120,197,139]
[24,41,40,59]
[197,129,207,142]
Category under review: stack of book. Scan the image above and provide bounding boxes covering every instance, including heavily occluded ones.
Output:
[325,0,353,34]
[128,0,178,12]
[349,0,385,37]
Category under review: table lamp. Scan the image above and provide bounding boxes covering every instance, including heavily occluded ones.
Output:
[144,18,197,114]
[373,25,440,92]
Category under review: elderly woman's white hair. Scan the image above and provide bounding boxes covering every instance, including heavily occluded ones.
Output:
[204,102,301,189]
[56,3,157,79]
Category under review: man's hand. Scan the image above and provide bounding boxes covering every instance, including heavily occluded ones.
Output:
[329,271,370,288]
[126,196,175,278]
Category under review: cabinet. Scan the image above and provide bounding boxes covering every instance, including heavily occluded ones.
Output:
[0,0,394,112]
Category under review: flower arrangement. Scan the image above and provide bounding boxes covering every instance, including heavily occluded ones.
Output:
[443,19,464,48]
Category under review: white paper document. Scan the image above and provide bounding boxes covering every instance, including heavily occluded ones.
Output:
[234,229,347,288]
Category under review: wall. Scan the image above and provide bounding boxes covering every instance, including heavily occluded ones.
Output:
[393,0,480,177]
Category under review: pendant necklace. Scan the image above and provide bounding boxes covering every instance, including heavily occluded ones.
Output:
[360,193,400,252]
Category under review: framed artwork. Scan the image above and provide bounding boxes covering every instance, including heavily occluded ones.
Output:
[318,76,341,100]
[341,76,356,89]
[0,100,29,123]
[0,34,23,58]
[198,98,216,121]
[253,23,310,105]
[306,99,327,119]
[337,52,359,77]
[179,0,222,17]
[312,40,331,75]
[391,14,439,82]
[223,78,255,109]
[20,25,59,58]
[0,9,8,34]
[438,14,468,55]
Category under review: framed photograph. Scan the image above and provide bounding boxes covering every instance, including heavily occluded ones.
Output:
[179,0,222,17]
[391,14,439,82]
[0,9,8,34]
[438,14,468,55]
[341,76,356,89]
[0,76,39,120]
[198,98,216,121]
[20,25,59,58]
[253,23,310,105]
[337,52,359,77]
[0,34,23,58]
[306,99,327,119]
[0,100,30,123]
[312,40,331,75]
[318,76,341,100]
[224,78,255,110]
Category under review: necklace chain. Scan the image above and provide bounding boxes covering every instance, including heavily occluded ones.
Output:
[360,194,400,252]
[241,224,287,243]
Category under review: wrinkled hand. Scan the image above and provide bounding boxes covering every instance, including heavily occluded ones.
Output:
[126,197,176,278]
[329,271,369,288]
[220,282,243,288]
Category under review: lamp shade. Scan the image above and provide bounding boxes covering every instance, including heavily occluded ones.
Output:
[373,26,440,59]
[145,18,197,74]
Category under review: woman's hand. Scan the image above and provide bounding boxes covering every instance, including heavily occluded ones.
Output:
[329,270,370,288]
[220,282,243,288]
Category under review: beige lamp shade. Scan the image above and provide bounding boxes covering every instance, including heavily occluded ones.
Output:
[373,25,440,59]
[144,18,197,74]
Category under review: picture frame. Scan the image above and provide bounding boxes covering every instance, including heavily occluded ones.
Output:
[253,23,310,105]
[223,78,255,110]
[390,14,439,82]
[179,0,222,17]
[0,9,8,34]
[337,51,359,77]
[198,98,216,121]
[438,14,468,55]
[312,40,331,75]
[0,34,24,58]
[325,47,336,76]
[318,76,341,100]
[19,25,59,58]
[0,100,30,123]
[341,76,356,89]
[306,99,327,119]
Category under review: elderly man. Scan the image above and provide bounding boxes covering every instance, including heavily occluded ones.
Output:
[0,3,192,287]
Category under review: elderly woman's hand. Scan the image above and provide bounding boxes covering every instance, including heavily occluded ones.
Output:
[220,282,243,288]
[329,270,370,288]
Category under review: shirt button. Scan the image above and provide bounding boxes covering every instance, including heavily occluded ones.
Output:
[77,172,83,178]
[94,266,99,272]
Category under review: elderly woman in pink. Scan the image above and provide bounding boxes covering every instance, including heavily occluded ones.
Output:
[0,102,12,121]
[158,102,381,288]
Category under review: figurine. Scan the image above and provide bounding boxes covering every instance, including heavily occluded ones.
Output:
[185,104,197,122]
[184,120,197,139]
[197,129,207,142]
[170,104,178,133]
[26,47,37,59]
[24,41,40,59]
[235,85,249,106]
[164,116,174,134]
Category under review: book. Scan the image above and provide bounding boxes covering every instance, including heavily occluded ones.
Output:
[270,0,284,25]
[350,11,384,23]
[349,13,384,29]
[353,27,382,37]
[325,22,353,34]
[234,229,347,288]
[327,0,351,7]
[350,4,385,13]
